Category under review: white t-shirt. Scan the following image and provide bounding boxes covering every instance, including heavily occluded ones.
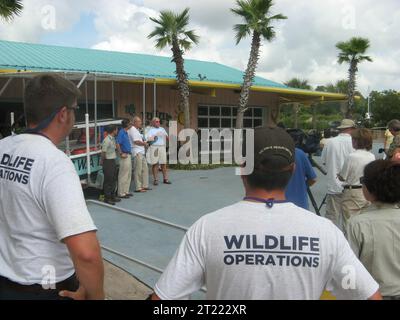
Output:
[321,133,355,194]
[146,127,168,146]
[154,201,378,300]
[339,150,376,186]
[128,126,145,156]
[0,134,97,285]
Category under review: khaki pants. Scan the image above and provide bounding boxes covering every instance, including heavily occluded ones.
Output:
[133,153,149,190]
[342,188,370,228]
[325,194,344,230]
[118,154,132,196]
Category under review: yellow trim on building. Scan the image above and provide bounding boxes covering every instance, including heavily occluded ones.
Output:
[0,69,350,103]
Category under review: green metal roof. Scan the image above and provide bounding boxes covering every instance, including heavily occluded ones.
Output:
[0,40,287,88]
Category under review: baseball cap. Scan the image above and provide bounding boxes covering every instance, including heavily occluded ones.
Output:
[337,119,356,129]
[251,126,295,171]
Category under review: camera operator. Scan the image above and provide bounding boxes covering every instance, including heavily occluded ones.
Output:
[286,128,317,210]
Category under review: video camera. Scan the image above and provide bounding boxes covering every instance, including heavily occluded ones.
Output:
[286,128,321,155]
[286,128,327,176]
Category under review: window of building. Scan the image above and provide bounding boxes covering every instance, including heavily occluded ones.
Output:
[197,105,264,129]
[75,101,114,123]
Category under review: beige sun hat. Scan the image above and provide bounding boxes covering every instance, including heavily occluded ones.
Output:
[337,119,356,129]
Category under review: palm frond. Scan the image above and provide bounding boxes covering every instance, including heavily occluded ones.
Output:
[231,0,285,45]
[0,0,23,21]
[184,30,200,45]
[179,39,192,51]
[176,8,190,31]
[269,13,287,21]
[233,23,251,44]
[154,37,170,50]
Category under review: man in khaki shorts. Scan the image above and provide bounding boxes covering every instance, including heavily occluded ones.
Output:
[146,118,171,185]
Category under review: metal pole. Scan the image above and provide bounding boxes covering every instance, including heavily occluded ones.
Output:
[22,78,26,127]
[102,246,164,274]
[94,74,98,149]
[101,246,207,293]
[153,79,157,118]
[0,78,12,97]
[112,81,115,118]
[85,113,91,178]
[85,81,89,114]
[77,72,88,89]
[87,199,188,232]
[143,78,146,120]
[10,112,14,127]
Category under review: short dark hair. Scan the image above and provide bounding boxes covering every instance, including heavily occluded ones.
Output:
[24,74,81,125]
[363,160,400,203]
[388,119,400,132]
[105,125,117,134]
[351,128,373,150]
[246,159,294,191]
[121,118,131,129]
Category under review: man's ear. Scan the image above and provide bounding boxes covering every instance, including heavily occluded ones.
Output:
[57,106,69,124]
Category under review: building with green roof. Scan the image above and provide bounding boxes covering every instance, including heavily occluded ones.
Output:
[0,39,347,130]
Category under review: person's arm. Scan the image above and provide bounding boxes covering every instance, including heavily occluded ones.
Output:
[368,291,383,300]
[321,143,328,165]
[307,179,317,186]
[100,140,108,165]
[303,152,317,187]
[42,159,104,300]
[338,156,351,183]
[135,140,147,147]
[60,231,104,300]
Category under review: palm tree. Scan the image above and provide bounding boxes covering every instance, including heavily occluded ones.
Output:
[0,0,23,21]
[336,37,372,118]
[284,78,311,90]
[148,8,199,129]
[231,0,287,128]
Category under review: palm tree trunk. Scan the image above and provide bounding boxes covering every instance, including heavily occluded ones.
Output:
[171,38,191,129]
[346,60,357,119]
[235,32,261,129]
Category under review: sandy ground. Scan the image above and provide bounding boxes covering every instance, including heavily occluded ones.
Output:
[104,260,152,300]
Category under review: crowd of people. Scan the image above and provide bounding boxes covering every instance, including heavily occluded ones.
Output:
[0,74,399,301]
[100,117,171,205]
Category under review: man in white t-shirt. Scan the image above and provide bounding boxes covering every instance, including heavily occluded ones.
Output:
[321,119,356,229]
[151,126,381,300]
[128,116,150,192]
[0,74,104,300]
[146,117,171,185]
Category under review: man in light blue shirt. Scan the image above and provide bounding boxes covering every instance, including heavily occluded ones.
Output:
[146,118,171,185]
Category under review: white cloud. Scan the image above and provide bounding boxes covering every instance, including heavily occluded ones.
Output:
[1,0,399,95]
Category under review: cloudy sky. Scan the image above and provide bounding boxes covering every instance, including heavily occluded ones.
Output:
[0,0,399,95]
